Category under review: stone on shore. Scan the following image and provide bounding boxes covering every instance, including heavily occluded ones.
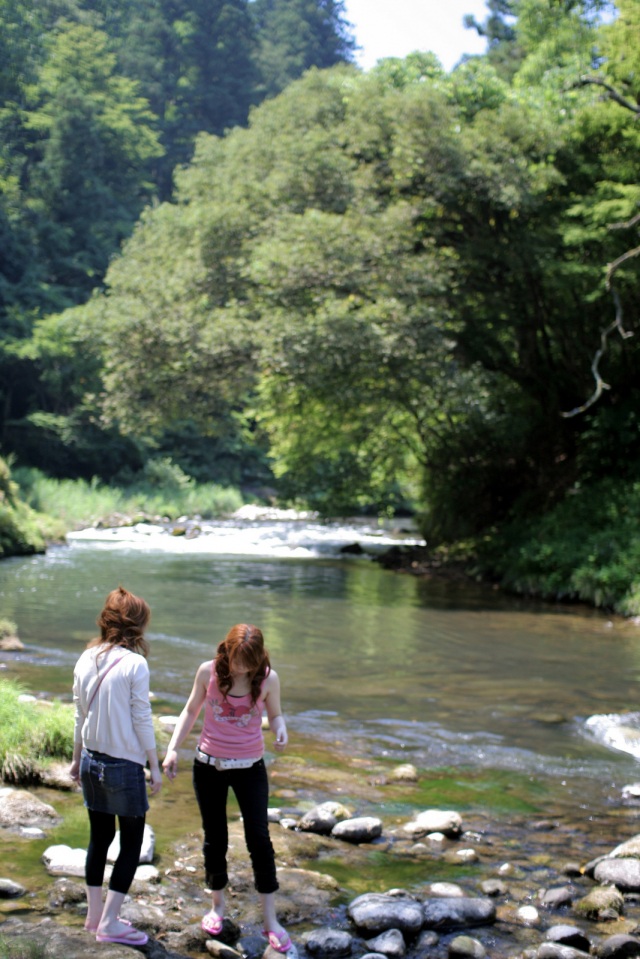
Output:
[331,817,383,844]
[347,893,424,936]
[305,927,354,957]
[448,935,487,959]
[388,765,418,783]
[42,845,88,877]
[0,786,59,827]
[593,858,640,892]
[108,823,155,863]
[365,929,406,957]
[596,934,640,958]
[422,897,496,931]
[403,810,462,839]
[574,885,624,921]
[0,878,26,898]
[298,802,352,834]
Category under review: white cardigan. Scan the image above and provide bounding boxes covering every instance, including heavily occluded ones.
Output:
[73,644,157,767]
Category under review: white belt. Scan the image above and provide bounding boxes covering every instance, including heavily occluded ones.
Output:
[195,746,260,770]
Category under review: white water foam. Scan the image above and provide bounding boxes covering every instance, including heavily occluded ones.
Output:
[66,511,425,559]
[584,712,640,760]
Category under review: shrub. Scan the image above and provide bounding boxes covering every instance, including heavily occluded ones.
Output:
[0,679,74,784]
[477,478,640,615]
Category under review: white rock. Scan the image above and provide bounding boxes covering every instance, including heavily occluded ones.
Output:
[42,844,87,877]
[108,824,155,864]
[517,906,540,924]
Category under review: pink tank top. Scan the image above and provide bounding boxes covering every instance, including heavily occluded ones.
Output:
[198,663,266,759]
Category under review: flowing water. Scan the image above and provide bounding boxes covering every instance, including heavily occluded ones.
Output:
[2,517,640,927]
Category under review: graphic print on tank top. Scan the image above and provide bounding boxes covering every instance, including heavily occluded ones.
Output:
[210,693,258,728]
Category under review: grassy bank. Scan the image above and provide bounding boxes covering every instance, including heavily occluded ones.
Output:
[0,679,74,783]
[475,477,640,617]
[0,458,46,558]
[13,459,245,538]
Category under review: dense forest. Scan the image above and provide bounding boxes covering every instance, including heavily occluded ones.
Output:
[1,0,639,612]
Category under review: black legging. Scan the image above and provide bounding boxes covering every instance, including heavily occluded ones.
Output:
[86,809,146,894]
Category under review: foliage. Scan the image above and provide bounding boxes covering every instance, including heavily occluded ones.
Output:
[0,618,18,640]
[0,678,74,784]
[252,0,356,97]
[0,0,358,477]
[0,457,46,557]
[14,464,244,529]
[476,477,640,615]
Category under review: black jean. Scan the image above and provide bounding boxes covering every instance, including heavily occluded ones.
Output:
[192,758,278,894]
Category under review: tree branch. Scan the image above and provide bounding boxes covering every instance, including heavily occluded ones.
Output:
[573,76,640,116]
[561,289,633,418]
[605,244,640,288]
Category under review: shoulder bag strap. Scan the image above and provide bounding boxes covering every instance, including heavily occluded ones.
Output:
[86,652,128,713]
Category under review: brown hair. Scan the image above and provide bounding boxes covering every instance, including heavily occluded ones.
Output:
[215,624,270,704]
[88,586,151,658]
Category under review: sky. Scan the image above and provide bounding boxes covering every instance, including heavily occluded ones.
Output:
[343,0,491,73]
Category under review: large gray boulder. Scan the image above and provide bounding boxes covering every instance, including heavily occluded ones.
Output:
[0,787,59,828]
[593,858,640,891]
[348,893,424,937]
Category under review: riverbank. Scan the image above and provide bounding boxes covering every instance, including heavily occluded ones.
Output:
[4,728,640,959]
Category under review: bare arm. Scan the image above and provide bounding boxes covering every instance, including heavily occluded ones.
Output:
[264,669,287,751]
[162,661,211,779]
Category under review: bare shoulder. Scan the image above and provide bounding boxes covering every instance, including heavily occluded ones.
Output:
[264,668,280,690]
[196,660,213,685]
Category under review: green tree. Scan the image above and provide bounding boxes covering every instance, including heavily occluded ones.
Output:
[25,21,163,303]
[252,0,356,97]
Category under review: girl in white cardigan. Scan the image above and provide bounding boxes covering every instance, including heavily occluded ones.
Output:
[70,586,162,947]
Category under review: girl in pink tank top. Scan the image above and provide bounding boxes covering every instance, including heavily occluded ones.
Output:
[162,624,292,954]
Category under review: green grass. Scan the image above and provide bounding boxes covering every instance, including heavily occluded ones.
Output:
[0,619,18,640]
[0,679,74,784]
[13,460,244,533]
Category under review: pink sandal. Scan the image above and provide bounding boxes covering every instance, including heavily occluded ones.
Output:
[202,911,224,936]
[264,929,292,953]
[95,924,148,945]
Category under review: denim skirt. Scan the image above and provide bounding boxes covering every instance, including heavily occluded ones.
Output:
[80,749,148,817]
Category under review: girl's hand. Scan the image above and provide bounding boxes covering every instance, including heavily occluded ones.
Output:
[162,749,179,780]
[69,759,80,782]
[149,769,163,795]
[274,728,288,751]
